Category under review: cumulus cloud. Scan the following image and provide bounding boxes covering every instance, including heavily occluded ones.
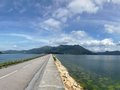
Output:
[51,30,116,51]
[111,0,120,4]
[68,0,99,14]
[93,0,110,6]
[1,0,119,51]
[40,18,62,31]
[71,31,115,46]
[105,24,120,34]
[53,8,70,23]
[100,39,115,46]
[13,45,18,48]
[71,30,91,39]
[51,0,120,24]
[36,0,120,32]
[93,0,120,5]
[52,0,99,23]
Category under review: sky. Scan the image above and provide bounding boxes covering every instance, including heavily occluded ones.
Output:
[0,0,120,51]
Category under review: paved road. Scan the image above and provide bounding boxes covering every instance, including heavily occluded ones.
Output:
[34,55,65,90]
[0,54,65,90]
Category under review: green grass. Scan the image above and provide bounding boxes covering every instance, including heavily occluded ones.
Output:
[0,55,43,69]
[53,55,57,61]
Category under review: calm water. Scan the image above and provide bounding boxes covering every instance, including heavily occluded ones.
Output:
[56,54,120,90]
[0,54,41,63]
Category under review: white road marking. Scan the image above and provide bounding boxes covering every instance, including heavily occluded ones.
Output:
[39,85,64,88]
[0,70,18,80]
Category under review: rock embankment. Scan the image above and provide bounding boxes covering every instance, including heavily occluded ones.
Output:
[54,57,83,90]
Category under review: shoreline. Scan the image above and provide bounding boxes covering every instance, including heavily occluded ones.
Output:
[0,55,42,69]
[53,55,83,90]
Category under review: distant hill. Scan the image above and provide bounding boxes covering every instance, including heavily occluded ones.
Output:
[3,45,120,55]
[3,45,93,55]
[26,45,94,55]
[0,51,2,54]
[97,51,120,55]
[26,46,53,54]
[3,50,26,54]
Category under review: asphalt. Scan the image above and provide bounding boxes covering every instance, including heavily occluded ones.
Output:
[37,55,65,90]
[0,54,65,90]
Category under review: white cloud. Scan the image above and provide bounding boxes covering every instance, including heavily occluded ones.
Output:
[51,0,120,25]
[94,0,120,5]
[70,31,115,46]
[94,0,110,5]
[13,45,18,48]
[111,0,120,4]
[53,8,70,23]
[101,39,115,46]
[52,0,100,24]
[51,30,116,51]
[105,24,120,34]
[53,8,69,18]
[71,30,90,38]
[68,0,99,14]
[34,0,120,33]
[40,18,62,31]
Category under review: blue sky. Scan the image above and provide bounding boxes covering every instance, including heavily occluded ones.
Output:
[0,0,120,51]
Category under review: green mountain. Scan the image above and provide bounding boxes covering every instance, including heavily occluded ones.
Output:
[26,45,93,54]
[26,46,52,54]
[3,45,93,54]
[4,45,120,55]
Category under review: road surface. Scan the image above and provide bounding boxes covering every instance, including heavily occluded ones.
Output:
[0,54,64,90]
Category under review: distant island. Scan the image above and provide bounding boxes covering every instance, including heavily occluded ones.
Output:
[96,51,120,55]
[2,45,120,55]
[0,52,2,54]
